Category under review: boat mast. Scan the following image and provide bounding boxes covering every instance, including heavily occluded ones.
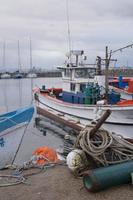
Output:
[30,38,32,72]
[105,46,109,99]
[66,0,72,63]
[18,40,21,72]
[29,37,34,102]
[3,41,5,71]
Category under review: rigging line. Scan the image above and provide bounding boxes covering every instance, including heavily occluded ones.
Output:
[66,0,72,54]
[11,121,31,165]
[110,43,133,55]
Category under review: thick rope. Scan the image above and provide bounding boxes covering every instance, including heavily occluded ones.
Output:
[74,125,133,166]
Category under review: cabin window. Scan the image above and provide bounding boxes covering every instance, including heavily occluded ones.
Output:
[75,68,96,78]
[70,83,75,91]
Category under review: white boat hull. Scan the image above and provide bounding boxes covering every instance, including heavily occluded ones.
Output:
[27,73,37,78]
[37,93,133,138]
[1,74,11,79]
[0,123,27,169]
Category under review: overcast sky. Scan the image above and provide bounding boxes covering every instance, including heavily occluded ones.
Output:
[0,0,133,70]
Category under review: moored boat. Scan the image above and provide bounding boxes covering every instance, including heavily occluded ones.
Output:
[14,71,23,79]
[34,50,133,137]
[109,75,133,100]
[26,73,37,78]
[1,73,11,79]
[0,106,34,169]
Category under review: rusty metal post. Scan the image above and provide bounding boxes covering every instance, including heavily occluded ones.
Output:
[90,109,111,136]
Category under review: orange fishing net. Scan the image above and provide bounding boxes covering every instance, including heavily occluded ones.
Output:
[32,146,59,165]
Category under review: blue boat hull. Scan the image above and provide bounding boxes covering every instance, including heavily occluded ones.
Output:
[0,107,34,133]
[0,106,34,169]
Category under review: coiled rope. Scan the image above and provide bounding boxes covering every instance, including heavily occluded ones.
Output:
[74,125,133,166]
[0,160,66,187]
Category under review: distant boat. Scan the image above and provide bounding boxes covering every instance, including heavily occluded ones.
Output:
[0,106,34,169]
[26,73,37,78]
[14,70,23,79]
[1,72,11,79]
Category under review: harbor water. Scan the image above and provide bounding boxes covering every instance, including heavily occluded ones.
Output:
[0,77,132,165]
[0,77,64,165]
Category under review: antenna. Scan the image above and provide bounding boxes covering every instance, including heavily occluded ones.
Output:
[66,0,72,55]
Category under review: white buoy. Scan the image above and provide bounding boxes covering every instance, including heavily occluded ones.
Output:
[66,149,88,174]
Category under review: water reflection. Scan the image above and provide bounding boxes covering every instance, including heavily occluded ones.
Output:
[0,77,64,165]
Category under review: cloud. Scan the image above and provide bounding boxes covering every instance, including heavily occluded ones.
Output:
[0,0,133,70]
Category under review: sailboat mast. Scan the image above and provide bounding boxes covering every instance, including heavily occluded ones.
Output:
[3,41,5,69]
[18,40,21,72]
[30,38,32,71]
[29,38,34,102]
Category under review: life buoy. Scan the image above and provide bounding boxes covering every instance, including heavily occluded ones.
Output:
[32,146,59,165]
[66,149,89,173]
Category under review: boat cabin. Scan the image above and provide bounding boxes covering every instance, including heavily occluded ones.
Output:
[58,50,96,94]
[40,50,121,105]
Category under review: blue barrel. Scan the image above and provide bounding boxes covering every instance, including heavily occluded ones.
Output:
[62,91,74,103]
[83,161,133,192]
[118,75,123,88]
[108,91,120,104]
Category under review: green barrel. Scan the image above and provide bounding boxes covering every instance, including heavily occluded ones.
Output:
[84,87,92,96]
[91,87,96,95]
[85,97,92,104]
[83,161,133,192]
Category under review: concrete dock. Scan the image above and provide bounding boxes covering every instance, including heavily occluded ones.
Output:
[0,165,132,200]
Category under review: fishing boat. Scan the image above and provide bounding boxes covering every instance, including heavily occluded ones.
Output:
[34,50,133,137]
[109,75,133,100]
[0,106,34,169]
[14,70,23,79]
